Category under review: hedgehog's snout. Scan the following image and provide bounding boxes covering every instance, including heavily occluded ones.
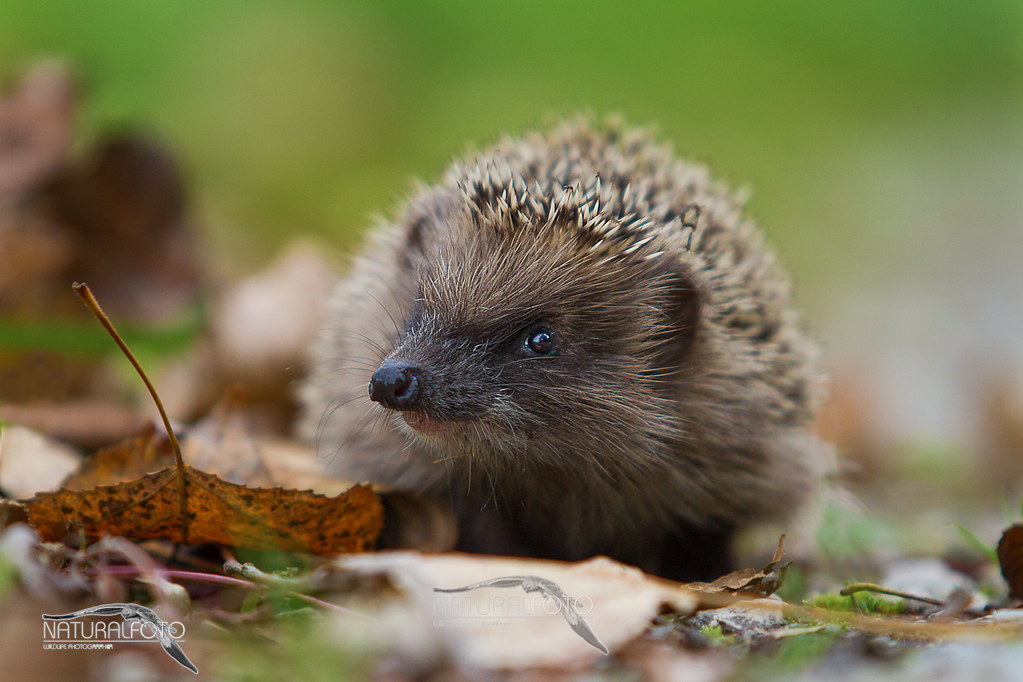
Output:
[369,360,421,409]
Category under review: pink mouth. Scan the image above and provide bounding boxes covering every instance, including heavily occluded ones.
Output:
[401,411,452,435]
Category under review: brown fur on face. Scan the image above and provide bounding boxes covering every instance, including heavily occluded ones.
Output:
[298,119,828,580]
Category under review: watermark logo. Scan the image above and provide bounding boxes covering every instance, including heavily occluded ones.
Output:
[42,603,197,674]
[433,575,608,654]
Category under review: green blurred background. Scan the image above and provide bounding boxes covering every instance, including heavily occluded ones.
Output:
[3,0,1023,444]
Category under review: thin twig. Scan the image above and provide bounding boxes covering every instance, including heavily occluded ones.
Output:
[840,582,943,606]
[73,282,190,543]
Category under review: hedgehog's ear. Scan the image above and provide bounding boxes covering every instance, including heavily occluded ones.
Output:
[653,264,703,370]
[399,188,461,269]
[400,212,430,269]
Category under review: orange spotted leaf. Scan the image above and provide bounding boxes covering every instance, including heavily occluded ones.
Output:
[24,465,382,554]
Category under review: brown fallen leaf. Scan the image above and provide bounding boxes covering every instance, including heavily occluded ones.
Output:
[78,414,347,496]
[23,464,382,554]
[257,438,353,496]
[686,535,790,598]
[996,524,1023,600]
[60,424,172,491]
[61,393,278,492]
[179,390,275,485]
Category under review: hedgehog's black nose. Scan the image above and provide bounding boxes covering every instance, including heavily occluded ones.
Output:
[369,361,421,409]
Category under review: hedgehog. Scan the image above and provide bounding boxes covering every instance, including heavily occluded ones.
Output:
[298,119,828,581]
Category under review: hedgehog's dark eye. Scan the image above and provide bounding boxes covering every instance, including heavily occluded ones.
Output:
[523,327,556,356]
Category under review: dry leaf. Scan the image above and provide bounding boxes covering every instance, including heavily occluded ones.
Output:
[61,408,338,493]
[0,424,81,498]
[61,400,278,492]
[996,524,1023,599]
[179,391,275,485]
[211,243,333,374]
[60,424,172,490]
[336,552,699,669]
[687,536,790,598]
[257,438,353,495]
[24,465,383,554]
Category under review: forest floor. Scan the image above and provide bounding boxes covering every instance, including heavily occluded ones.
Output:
[1,62,1022,681]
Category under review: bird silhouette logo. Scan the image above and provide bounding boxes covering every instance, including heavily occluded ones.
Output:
[43,603,197,674]
[434,575,608,654]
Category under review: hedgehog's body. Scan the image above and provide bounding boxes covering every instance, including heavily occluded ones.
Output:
[299,121,827,580]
